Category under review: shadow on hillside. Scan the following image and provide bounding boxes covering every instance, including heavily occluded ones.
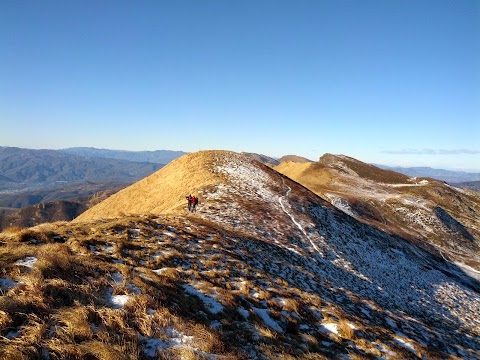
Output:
[153,224,474,358]
[243,233,477,355]
[364,206,478,292]
[433,206,476,242]
[303,202,480,333]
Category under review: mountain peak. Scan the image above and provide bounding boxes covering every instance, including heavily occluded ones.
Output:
[318,153,411,183]
[279,154,313,163]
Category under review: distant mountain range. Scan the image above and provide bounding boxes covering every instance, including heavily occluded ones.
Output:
[0,147,171,224]
[454,181,480,192]
[376,164,480,183]
[61,147,187,164]
[0,147,165,189]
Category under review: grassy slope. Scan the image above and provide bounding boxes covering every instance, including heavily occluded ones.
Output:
[2,216,478,359]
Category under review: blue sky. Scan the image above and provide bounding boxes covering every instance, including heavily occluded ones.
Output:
[1,1,479,170]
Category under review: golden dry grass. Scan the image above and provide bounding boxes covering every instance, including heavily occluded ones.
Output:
[255,324,277,339]
[0,226,25,235]
[337,319,355,340]
[275,161,335,196]
[53,306,94,342]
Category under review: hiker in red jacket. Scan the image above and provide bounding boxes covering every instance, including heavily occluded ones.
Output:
[191,196,199,212]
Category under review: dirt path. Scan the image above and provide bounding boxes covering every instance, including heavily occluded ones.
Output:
[278,179,322,256]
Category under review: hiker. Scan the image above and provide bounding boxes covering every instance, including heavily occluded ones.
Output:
[186,194,192,211]
[191,196,199,212]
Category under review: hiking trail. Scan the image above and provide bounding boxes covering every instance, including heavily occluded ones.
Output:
[278,178,322,256]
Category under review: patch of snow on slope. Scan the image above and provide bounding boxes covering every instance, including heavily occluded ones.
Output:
[319,322,338,335]
[110,271,124,285]
[393,206,437,232]
[384,180,429,187]
[324,193,357,217]
[279,185,323,256]
[454,262,480,281]
[101,243,115,252]
[307,204,480,330]
[141,328,196,357]
[153,268,172,275]
[183,284,224,314]
[253,307,283,332]
[238,307,250,318]
[106,287,132,308]
[399,196,430,210]
[215,155,276,202]
[394,336,416,353]
[110,294,130,308]
[446,183,466,193]
[0,277,18,291]
[386,317,397,329]
[14,256,37,268]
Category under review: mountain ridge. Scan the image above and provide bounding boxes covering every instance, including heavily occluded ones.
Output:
[275,154,480,277]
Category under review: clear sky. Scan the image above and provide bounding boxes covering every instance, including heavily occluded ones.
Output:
[1,1,479,170]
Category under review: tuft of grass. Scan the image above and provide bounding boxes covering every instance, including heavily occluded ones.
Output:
[156,267,180,281]
[36,243,72,272]
[338,319,355,340]
[0,226,25,235]
[283,298,300,314]
[16,313,47,346]
[78,339,140,360]
[53,306,94,342]
[188,323,224,353]
[17,228,54,244]
[0,309,12,330]
[354,338,382,356]
[301,333,318,346]
[168,347,198,360]
[255,324,277,339]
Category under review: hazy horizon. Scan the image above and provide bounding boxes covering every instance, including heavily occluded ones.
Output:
[2,144,480,173]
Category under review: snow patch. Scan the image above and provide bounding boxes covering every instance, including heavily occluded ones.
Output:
[454,261,480,281]
[253,307,283,332]
[141,327,195,357]
[0,277,18,291]
[325,193,357,217]
[238,307,250,318]
[386,317,397,328]
[394,336,416,353]
[14,256,37,268]
[319,322,338,335]
[183,284,224,314]
[110,294,131,308]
